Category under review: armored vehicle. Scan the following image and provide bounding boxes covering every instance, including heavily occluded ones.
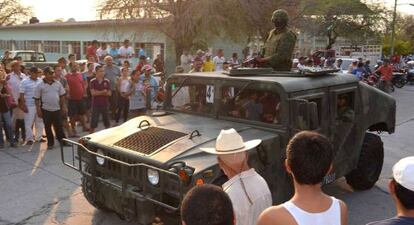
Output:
[61,68,395,224]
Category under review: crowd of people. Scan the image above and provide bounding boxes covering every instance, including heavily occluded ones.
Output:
[0,39,165,149]
[181,129,414,225]
[179,49,241,73]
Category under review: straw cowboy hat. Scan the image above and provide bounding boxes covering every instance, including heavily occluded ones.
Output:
[200,128,262,155]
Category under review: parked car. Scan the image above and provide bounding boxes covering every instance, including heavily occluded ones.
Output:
[9,50,58,69]
[61,68,396,224]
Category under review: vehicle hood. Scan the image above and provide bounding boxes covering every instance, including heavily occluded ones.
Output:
[86,113,279,172]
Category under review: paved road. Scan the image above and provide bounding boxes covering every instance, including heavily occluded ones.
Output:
[0,85,414,225]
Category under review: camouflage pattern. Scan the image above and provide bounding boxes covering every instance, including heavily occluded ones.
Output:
[63,70,396,224]
[263,9,297,71]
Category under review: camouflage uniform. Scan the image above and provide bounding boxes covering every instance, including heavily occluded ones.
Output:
[262,9,297,71]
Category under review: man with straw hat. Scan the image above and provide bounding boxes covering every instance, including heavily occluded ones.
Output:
[201,128,272,225]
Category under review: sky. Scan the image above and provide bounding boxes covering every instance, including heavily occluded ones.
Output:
[21,0,414,22]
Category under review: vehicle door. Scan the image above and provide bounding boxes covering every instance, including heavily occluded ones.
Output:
[329,86,359,168]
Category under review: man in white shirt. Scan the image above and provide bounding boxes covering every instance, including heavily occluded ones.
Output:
[7,60,27,136]
[180,50,192,73]
[118,39,135,64]
[201,128,272,225]
[96,42,109,64]
[213,49,226,71]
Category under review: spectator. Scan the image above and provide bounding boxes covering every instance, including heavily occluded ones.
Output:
[122,60,131,70]
[115,67,131,123]
[352,62,366,80]
[118,39,134,64]
[375,59,393,93]
[20,67,44,145]
[86,40,99,63]
[68,54,76,70]
[108,42,120,65]
[1,50,13,67]
[213,49,226,71]
[335,59,343,71]
[257,131,348,225]
[57,57,68,75]
[135,55,148,74]
[15,98,26,144]
[140,65,159,107]
[297,57,306,69]
[103,56,121,119]
[175,65,184,73]
[54,65,72,137]
[7,60,26,104]
[138,43,146,57]
[65,63,89,136]
[152,54,164,74]
[34,67,66,150]
[0,65,16,148]
[190,59,203,73]
[223,61,230,71]
[180,50,192,73]
[348,60,358,74]
[83,63,96,123]
[364,60,372,74]
[129,70,146,118]
[292,58,299,69]
[200,128,272,225]
[97,42,109,64]
[230,52,240,67]
[202,54,215,72]
[181,184,235,225]
[89,66,111,133]
[366,157,414,225]
[195,49,205,62]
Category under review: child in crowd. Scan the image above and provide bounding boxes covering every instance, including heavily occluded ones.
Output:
[15,98,26,144]
[116,67,131,123]
[128,70,146,118]
[257,131,348,225]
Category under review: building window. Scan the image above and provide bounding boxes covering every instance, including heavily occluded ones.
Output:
[14,40,26,50]
[0,40,13,50]
[43,41,60,53]
[27,40,42,51]
[62,41,81,59]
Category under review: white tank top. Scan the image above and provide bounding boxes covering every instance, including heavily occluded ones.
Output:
[282,197,341,225]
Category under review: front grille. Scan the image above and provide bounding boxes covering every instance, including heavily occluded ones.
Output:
[113,127,187,155]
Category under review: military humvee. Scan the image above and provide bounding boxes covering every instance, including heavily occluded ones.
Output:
[61,68,395,224]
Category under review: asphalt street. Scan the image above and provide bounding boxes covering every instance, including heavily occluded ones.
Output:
[0,85,414,225]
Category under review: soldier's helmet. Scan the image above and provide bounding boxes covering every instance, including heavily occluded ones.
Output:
[271,9,289,25]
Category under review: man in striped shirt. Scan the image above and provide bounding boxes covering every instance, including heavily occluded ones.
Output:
[19,67,44,145]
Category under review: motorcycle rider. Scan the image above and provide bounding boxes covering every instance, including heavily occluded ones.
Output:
[374,59,393,93]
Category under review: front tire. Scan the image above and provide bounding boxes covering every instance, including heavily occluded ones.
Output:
[345,133,384,190]
[82,165,109,211]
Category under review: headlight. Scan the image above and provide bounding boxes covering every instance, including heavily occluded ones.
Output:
[147,168,160,186]
[96,149,105,166]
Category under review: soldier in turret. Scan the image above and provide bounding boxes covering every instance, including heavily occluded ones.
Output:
[255,9,297,71]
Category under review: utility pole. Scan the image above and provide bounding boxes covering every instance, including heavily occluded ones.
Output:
[390,0,397,57]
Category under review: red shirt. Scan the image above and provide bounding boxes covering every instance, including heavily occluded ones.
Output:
[90,78,110,107]
[86,45,98,62]
[135,62,148,74]
[65,73,85,100]
[377,65,393,81]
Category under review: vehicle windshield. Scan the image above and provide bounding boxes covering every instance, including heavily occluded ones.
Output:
[170,82,215,115]
[219,85,281,124]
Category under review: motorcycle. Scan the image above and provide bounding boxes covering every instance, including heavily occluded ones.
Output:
[392,71,407,89]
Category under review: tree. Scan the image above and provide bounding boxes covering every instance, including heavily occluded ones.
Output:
[0,0,32,26]
[98,0,249,64]
[297,0,387,49]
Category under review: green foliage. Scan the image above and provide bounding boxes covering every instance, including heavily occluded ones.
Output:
[0,0,32,25]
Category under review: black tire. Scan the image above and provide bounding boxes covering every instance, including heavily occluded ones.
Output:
[81,165,109,211]
[345,133,384,190]
[393,78,405,88]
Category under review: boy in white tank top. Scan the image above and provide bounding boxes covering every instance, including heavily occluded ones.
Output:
[257,131,348,225]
